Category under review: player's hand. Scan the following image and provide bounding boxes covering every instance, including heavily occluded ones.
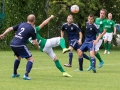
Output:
[78,39,82,45]
[50,15,54,19]
[93,40,98,45]
[113,32,116,36]
[38,46,40,50]
[0,34,5,39]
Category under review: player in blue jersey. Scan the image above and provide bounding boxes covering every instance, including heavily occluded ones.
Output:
[87,9,107,71]
[0,14,39,80]
[79,14,102,73]
[61,14,90,71]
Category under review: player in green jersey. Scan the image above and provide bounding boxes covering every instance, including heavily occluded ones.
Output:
[87,9,107,71]
[29,15,72,77]
[103,13,116,54]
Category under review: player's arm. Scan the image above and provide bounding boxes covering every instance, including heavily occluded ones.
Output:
[0,27,13,39]
[60,24,65,38]
[94,24,102,44]
[77,26,82,45]
[95,33,102,43]
[113,21,116,35]
[39,15,54,29]
[32,40,40,50]
[60,30,64,38]
[0,24,20,39]
[78,31,82,45]
[101,28,106,36]
[113,26,116,35]
[101,21,107,36]
[30,29,40,50]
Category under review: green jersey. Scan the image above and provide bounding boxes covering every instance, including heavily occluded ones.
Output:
[104,20,116,33]
[35,26,47,51]
[95,18,107,33]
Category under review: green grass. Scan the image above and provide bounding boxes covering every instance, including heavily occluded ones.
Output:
[0,49,120,90]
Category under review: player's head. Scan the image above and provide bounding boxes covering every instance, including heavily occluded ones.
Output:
[67,14,73,24]
[108,13,112,20]
[100,9,107,19]
[88,14,94,24]
[27,14,36,24]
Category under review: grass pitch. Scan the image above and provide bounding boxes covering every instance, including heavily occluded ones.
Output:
[0,49,120,90]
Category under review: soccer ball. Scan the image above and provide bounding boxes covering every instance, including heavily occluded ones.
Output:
[70,5,79,13]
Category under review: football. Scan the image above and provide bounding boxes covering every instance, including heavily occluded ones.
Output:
[70,5,79,14]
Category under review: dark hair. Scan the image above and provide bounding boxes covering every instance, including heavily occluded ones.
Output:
[88,14,94,19]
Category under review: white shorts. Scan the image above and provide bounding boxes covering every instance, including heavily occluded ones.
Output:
[103,32,113,41]
[43,37,60,60]
[95,39,103,51]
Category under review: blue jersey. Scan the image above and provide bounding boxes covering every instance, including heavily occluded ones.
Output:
[10,22,36,45]
[85,22,100,42]
[61,23,81,42]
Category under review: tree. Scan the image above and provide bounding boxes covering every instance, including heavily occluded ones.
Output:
[0,0,120,49]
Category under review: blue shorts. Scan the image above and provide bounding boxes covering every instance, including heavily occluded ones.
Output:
[80,42,95,52]
[69,39,80,51]
[10,45,32,59]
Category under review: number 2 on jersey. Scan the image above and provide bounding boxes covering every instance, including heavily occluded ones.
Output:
[18,28,25,36]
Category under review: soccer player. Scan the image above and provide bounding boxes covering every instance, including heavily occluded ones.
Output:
[79,14,102,73]
[0,14,40,80]
[103,13,116,54]
[28,15,72,77]
[60,14,90,71]
[87,9,107,71]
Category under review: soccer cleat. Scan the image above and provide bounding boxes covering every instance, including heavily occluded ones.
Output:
[63,72,72,77]
[62,48,71,54]
[64,64,72,67]
[92,67,96,73]
[23,75,31,80]
[98,61,104,68]
[108,52,110,54]
[87,66,92,71]
[12,74,20,78]
[104,50,107,54]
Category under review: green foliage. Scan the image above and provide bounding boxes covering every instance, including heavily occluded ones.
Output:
[0,0,120,49]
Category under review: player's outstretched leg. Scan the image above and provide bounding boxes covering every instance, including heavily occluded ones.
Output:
[59,38,71,54]
[54,60,72,77]
[63,72,72,77]
[12,59,20,78]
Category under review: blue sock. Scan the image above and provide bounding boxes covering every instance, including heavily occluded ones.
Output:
[14,59,20,74]
[69,51,73,65]
[25,61,33,77]
[83,53,89,60]
[91,57,96,68]
[78,57,83,71]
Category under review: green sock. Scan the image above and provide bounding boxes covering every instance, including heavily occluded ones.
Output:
[104,42,107,50]
[95,52,103,62]
[108,43,111,52]
[59,38,66,49]
[54,60,65,72]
